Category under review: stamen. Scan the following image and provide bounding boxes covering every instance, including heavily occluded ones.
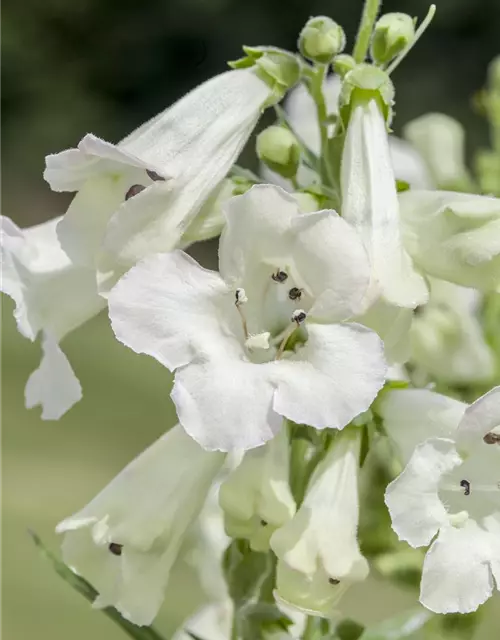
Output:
[260,519,268,527]
[328,577,340,585]
[460,479,470,496]
[276,310,307,359]
[483,432,500,445]
[235,288,249,339]
[125,184,146,200]
[271,270,288,283]
[288,287,303,301]
[146,169,166,182]
[108,542,123,556]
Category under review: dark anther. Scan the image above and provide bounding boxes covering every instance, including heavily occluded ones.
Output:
[293,311,307,324]
[260,519,268,527]
[125,184,146,200]
[108,542,123,556]
[288,287,303,301]
[146,169,165,182]
[483,432,500,445]
[328,577,340,585]
[460,479,471,496]
[272,270,288,283]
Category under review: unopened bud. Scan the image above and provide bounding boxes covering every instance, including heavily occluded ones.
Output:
[339,64,395,125]
[256,126,300,179]
[332,54,356,78]
[299,16,346,64]
[371,13,415,65]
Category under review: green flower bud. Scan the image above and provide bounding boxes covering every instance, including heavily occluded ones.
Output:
[339,64,395,125]
[332,54,356,78]
[229,46,301,105]
[371,13,415,65]
[256,126,300,179]
[298,16,346,64]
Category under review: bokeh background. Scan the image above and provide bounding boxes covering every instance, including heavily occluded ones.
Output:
[2,0,500,638]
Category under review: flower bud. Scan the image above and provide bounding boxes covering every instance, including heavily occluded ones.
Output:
[298,16,346,64]
[332,54,356,78]
[371,13,415,65]
[256,126,301,179]
[339,64,395,125]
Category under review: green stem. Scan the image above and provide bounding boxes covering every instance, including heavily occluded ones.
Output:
[352,0,382,64]
[308,63,333,186]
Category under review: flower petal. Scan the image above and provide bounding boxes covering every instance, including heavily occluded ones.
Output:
[172,358,283,451]
[109,250,239,370]
[456,386,500,451]
[273,322,386,431]
[385,438,462,547]
[420,521,498,613]
[25,332,82,420]
[341,99,428,308]
[379,389,467,465]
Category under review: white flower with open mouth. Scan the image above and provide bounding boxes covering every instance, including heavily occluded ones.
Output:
[57,424,225,626]
[0,215,105,418]
[271,428,369,616]
[45,69,275,292]
[383,386,500,613]
[109,184,386,451]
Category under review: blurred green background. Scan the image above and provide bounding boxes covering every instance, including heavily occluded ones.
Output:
[2,0,500,638]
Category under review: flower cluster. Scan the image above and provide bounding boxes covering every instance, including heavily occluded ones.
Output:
[3,2,500,639]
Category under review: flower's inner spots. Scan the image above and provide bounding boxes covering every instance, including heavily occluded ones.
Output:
[108,542,123,556]
[483,432,500,445]
[260,519,268,527]
[271,270,288,283]
[328,577,340,585]
[288,287,303,301]
[125,184,146,200]
[460,479,471,496]
[146,169,165,182]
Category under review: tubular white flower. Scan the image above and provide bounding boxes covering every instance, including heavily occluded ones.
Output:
[219,427,296,551]
[0,215,105,418]
[271,429,369,616]
[109,184,386,451]
[400,190,500,292]
[384,386,500,613]
[410,278,495,385]
[56,425,225,626]
[341,98,429,309]
[45,69,274,290]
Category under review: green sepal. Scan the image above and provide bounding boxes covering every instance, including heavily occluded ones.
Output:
[339,64,395,127]
[396,179,410,193]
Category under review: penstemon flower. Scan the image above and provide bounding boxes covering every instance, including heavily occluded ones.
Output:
[0,215,105,418]
[108,184,386,451]
[382,387,500,613]
[271,428,369,616]
[56,424,225,625]
[45,68,279,292]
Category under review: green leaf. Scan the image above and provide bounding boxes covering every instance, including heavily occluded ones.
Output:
[358,608,432,640]
[29,531,167,640]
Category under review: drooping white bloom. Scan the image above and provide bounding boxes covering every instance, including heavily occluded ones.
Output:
[0,215,105,418]
[399,190,500,292]
[341,98,429,309]
[219,427,296,551]
[56,424,225,626]
[271,428,369,616]
[263,76,431,190]
[410,278,495,384]
[383,387,500,613]
[109,184,386,451]
[45,69,274,292]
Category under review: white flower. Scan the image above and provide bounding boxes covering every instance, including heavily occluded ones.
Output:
[403,113,471,190]
[383,387,500,613]
[45,69,274,291]
[56,424,225,626]
[219,427,296,551]
[410,278,495,384]
[400,190,500,292]
[341,98,429,309]
[263,76,431,190]
[271,428,369,616]
[109,184,386,451]
[0,215,105,418]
